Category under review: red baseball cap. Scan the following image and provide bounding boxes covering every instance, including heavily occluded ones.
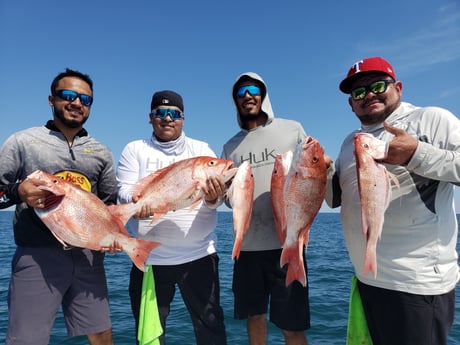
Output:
[339,57,396,93]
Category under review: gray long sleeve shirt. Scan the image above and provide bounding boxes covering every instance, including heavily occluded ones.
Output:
[0,121,117,247]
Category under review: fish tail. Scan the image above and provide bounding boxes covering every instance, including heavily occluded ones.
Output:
[280,242,307,287]
[108,203,137,226]
[363,245,377,279]
[128,239,161,272]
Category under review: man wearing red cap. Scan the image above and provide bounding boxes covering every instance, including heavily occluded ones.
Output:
[326,57,459,345]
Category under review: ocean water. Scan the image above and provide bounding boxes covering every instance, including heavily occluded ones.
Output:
[0,211,459,345]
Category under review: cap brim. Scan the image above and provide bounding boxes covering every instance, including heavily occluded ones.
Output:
[339,71,394,94]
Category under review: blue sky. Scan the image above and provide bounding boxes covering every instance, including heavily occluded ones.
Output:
[1,0,459,212]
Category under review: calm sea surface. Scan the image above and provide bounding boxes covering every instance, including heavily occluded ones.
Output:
[0,211,459,345]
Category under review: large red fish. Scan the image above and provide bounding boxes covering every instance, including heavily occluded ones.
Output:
[116,156,237,222]
[270,150,293,245]
[280,137,327,287]
[29,170,159,272]
[354,132,397,278]
[226,161,254,260]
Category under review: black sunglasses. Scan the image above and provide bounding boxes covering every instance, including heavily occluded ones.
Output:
[350,80,395,101]
[54,89,93,106]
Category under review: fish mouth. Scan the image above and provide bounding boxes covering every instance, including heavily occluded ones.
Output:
[223,167,239,188]
[224,167,238,183]
[42,194,64,209]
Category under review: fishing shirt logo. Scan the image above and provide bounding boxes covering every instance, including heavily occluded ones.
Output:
[54,171,91,192]
[239,148,277,166]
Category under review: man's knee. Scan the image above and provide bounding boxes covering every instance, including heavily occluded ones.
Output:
[87,328,113,345]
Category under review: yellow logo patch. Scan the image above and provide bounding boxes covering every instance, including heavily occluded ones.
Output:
[54,171,92,192]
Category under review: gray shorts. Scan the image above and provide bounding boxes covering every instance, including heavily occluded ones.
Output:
[6,246,112,345]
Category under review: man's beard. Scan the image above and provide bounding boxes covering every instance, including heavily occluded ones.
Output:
[53,107,88,128]
[240,111,264,122]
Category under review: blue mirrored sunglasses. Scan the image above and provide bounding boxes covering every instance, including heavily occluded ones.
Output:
[236,85,261,98]
[54,89,93,106]
[150,108,184,120]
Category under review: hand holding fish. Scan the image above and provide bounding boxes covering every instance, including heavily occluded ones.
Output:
[383,122,418,165]
[132,195,154,219]
[28,170,159,271]
[324,154,334,168]
[18,176,52,209]
[203,175,226,204]
[101,239,123,254]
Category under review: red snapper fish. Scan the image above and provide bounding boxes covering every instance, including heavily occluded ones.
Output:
[280,137,327,287]
[29,170,160,272]
[226,161,254,260]
[270,150,293,245]
[115,156,237,222]
[354,132,398,278]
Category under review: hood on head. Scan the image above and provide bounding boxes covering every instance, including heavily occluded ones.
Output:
[232,72,275,129]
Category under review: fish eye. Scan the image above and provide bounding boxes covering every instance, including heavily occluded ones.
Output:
[363,144,369,149]
[52,179,59,184]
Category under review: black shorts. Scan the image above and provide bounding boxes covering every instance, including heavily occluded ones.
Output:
[232,249,310,331]
[357,280,455,345]
[129,253,226,345]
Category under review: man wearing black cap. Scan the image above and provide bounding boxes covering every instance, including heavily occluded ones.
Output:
[326,57,460,345]
[117,90,227,345]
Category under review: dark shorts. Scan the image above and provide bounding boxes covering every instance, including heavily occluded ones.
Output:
[232,249,310,331]
[357,280,456,345]
[129,253,227,345]
[6,246,111,345]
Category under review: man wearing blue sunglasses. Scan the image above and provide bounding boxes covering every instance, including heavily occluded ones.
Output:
[0,68,117,344]
[221,72,310,345]
[117,90,227,345]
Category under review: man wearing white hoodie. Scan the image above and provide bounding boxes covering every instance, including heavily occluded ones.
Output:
[221,72,310,345]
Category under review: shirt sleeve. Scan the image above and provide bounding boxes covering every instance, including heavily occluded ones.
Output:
[117,143,141,204]
[406,107,460,185]
[0,182,21,209]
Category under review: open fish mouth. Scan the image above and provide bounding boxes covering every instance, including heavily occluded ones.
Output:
[224,167,239,187]
[42,194,64,209]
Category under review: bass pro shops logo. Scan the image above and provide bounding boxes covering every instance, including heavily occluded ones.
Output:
[54,171,92,192]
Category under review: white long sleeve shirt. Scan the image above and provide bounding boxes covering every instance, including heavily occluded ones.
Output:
[326,102,460,295]
[117,132,219,265]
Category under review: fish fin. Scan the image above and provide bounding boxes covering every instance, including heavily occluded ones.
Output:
[150,212,167,223]
[361,212,369,238]
[190,198,202,210]
[387,170,402,205]
[52,232,71,248]
[231,234,243,260]
[303,229,310,252]
[277,224,287,246]
[280,241,307,287]
[363,244,378,279]
[271,200,286,245]
[128,239,161,272]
